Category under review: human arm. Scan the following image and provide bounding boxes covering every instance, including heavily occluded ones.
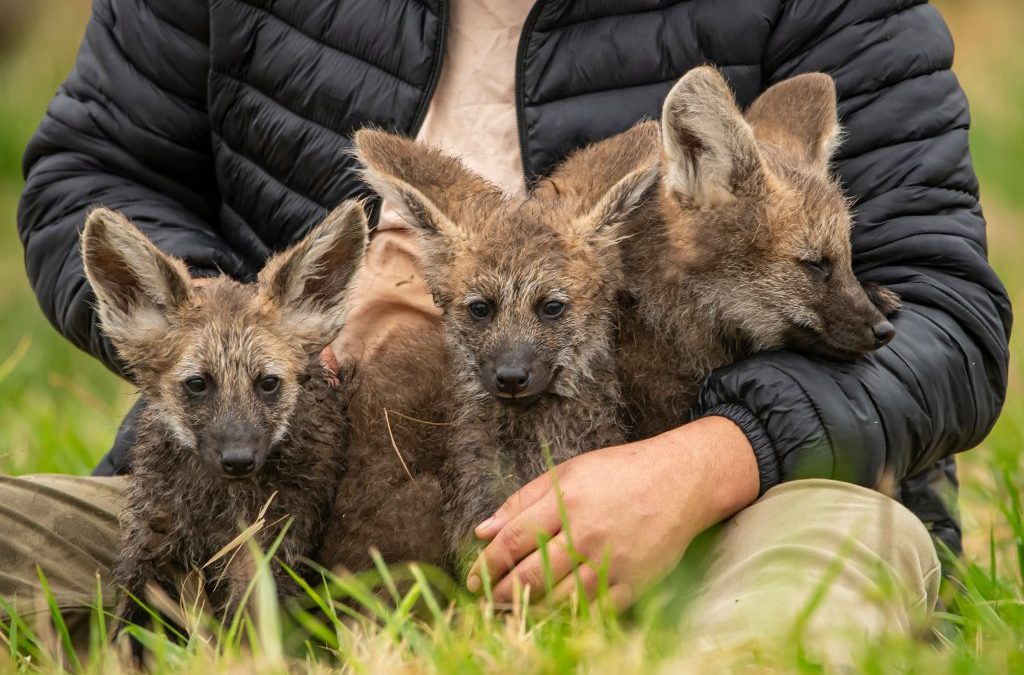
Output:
[468,1,1010,602]
[699,0,1010,496]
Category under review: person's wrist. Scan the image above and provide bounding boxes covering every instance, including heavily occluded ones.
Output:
[656,416,760,529]
[702,415,760,518]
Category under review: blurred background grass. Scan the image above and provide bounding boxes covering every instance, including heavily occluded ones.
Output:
[0,0,1020,561]
[0,0,129,476]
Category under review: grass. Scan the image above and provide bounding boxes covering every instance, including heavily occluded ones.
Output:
[1,0,1023,672]
[0,1,131,477]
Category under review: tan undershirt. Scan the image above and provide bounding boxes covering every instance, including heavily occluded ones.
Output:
[334,0,534,362]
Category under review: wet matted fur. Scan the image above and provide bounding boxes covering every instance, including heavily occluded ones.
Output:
[355,129,657,574]
[82,202,367,628]
[317,326,453,573]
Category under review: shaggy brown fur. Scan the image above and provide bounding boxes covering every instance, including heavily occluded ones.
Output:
[82,202,367,629]
[540,67,901,439]
[355,129,656,574]
[316,327,452,572]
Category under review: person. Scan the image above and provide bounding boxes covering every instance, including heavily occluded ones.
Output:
[3,0,1011,660]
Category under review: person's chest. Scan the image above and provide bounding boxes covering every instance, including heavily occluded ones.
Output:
[203,0,779,257]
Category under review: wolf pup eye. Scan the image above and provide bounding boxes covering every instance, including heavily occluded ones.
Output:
[468,300,492,320]
[801,256,833,281]
[539,300,567,319]
[258,375,281,395]
[183,376,208,396]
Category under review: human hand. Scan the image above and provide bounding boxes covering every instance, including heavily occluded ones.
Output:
[467,416,760,608]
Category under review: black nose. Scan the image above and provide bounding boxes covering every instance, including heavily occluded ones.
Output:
[872,320,896,347]
[220,448,256,477]
[495,365,530,394]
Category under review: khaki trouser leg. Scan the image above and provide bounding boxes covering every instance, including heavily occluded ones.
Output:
[0,474,941,666]
[679,478,941,665]
[0,474,126,640]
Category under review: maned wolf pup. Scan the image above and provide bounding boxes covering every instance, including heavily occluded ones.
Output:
[81,202,367,628]
[355,129,657,572]
[540,67,901,439]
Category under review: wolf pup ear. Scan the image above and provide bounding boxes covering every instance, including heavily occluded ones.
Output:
[258,200,368,349]
[574,163,659,244]
[82,208,193,352]
[745,72,840,172]
[355,129,500,240]
[535,121,661,209]
[661,66,763,205]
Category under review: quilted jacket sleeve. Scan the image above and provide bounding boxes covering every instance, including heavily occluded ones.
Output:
[697,0,1012,493]
[17,0,251,376]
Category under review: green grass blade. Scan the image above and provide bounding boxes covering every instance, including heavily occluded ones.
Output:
[408,564,447,630]
[35,565,82,673]
[370,548,402,607]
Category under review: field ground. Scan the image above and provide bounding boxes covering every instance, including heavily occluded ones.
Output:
[0,1,1022,672]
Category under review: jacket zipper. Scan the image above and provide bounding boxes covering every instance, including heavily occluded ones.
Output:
[515,1,546,186]
[410,0,450,135]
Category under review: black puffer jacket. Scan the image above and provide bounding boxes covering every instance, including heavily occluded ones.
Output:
[19,0,1011,556]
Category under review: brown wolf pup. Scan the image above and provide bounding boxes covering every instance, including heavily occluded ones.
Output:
[82,202,367,630]
[539,66,901,440]
[354,129,657,573]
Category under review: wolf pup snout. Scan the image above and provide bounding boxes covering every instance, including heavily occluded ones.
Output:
[494,363,530,395]
[219,446,257,477]
[440,272,579,406]
[874,321,896,346]
[488,343,553,401]
[462,297,556,401]
[202,424,267,478]
[784,261,899,360]
[181,379,282,479]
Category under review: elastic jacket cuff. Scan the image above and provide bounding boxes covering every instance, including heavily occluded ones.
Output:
[699,402,779,497]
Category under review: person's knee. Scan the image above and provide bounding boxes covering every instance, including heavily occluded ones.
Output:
[682,479,941,663]
[750,479,940,602]
[0,474,126,615]
[696,478,941,629]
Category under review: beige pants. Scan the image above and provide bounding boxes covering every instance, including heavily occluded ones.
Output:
[0,475,938,659]
[679,479,940,665]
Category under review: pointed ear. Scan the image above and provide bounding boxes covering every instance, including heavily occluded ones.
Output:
[535,121,661,207]
[258,200,368,349]
[355,129,500,239]
[661,66,763,205]
[745,73,840,172]
[572,163,660,243]
[81,208,193,352]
